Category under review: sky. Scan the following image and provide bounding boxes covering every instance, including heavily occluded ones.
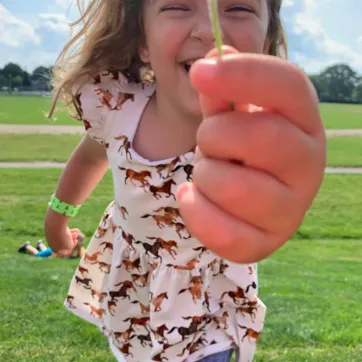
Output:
[1,0,361,74]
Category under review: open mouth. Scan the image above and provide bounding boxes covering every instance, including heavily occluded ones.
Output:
[180,60,198,73]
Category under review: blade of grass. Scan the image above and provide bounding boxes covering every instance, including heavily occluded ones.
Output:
[208,0,235,110]
[208,0,224,56]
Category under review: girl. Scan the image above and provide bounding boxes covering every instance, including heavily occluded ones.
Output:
[18,230,85,259]
[45,0,325,361]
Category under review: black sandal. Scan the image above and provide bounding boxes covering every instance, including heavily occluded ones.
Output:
[18,241,30,253]
[36,240,45,251]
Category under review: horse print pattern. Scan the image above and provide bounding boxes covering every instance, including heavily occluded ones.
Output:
[66,72,266,362]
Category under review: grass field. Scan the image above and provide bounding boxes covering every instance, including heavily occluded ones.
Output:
[1,95,362,129]
[0,96,75,125]
[1,94,362,361]
[1,134,362,168]
[0,135,82,162]
[319,103,362,129]
[327,136,362,167]
[0,169,362,361]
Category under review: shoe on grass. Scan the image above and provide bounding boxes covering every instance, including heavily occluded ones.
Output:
[18,241,30,253]
[36,239,46,251]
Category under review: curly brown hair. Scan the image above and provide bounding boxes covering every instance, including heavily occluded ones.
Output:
[49,0,287,117]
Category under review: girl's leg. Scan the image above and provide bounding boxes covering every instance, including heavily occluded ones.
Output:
[35,248,53,258]
[18,241,31,253]
[36,240,47,251]
[18,242,39,256]
[198,349,234,362]
[26,245,40,255]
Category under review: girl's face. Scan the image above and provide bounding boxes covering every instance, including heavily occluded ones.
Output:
[141,0,270,120]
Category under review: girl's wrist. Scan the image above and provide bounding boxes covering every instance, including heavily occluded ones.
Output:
[48,194,83,217]
[44,218,73,251]
[45,208,70,229]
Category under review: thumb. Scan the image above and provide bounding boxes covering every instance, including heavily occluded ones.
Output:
[69,229,80,245]
[190,45,239,118]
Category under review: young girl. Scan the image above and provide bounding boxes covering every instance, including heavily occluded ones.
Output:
[18,230,85,259]
[45,0,325,361]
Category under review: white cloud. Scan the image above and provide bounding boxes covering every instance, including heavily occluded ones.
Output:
[39,13,69,32]
[55,0,73,9]
[358,36,362,45]
[292,52,336,74]
[294,13,323,37]
[291,1,362,72]
[283,0,295,7]
[0,4,40,47]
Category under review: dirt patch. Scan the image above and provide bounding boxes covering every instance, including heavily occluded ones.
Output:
[326,129,362,136]
[1,125,362,137]
[0,125,84,135]
[1,162,362,174]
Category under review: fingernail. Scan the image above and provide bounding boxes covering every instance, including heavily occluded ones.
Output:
[191,59,218,81]
[196,58,218,65]
[194,147,203,163]
[205,45,238,59]
[176,183,191,202]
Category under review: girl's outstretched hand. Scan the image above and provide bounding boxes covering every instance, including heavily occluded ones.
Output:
[177,46,326,264]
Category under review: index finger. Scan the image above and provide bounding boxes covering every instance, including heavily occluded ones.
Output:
[198,46,260,118]
[190,53,322,135]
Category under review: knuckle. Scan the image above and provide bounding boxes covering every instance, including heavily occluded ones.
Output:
[253,117,284,155]
[289,63,314,96]
[218,179,243,206]
[196,116,218,152]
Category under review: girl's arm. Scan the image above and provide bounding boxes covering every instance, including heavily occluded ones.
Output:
[44,134,109,253]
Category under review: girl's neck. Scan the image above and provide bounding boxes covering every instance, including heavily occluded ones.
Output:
[154,86,202,152]
[133,87,201,162]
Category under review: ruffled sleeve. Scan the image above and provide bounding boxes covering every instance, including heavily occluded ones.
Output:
[72,71,129,145]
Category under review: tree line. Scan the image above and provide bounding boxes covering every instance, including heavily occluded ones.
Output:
[1,62,362,103]
[0,63,52,91]
[309,64,362,104]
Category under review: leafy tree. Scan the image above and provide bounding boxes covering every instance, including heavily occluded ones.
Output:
[1,63,24,79]
[23,71,32,86]
[12,75,23,88]
[31,66,51,82]
[0,74,8,88]
[318,64,359,103]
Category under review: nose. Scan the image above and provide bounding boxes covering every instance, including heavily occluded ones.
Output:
[190,11,215,45]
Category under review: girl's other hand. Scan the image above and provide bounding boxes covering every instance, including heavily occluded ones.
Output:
[51,228,79,257]
[44,209,78,255]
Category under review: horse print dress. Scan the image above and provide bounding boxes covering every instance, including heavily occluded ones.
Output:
[65,71,266,362]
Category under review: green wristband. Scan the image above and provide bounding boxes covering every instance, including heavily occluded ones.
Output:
[48,194,82,217]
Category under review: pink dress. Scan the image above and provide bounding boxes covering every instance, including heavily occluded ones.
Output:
[65,71,266,362]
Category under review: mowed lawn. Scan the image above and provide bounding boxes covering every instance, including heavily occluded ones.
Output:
[1,95,362,129]
[0,169,361,361]
[0,95,75,125]
[1,134,362,168]
[319,103,362,129]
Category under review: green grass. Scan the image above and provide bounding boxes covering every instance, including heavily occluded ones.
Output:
[0,169,361,361]
[0,135,82,162]
[256,238,362,361]
[0,95,76,125]
[326,136,362,167]
[1,135,362,168]
[296,174,362,239]
[1,95,362,129]
[320,103,362,129]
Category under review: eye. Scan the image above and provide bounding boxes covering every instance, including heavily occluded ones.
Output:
[225,5,254,13]
[160,5,190,12]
